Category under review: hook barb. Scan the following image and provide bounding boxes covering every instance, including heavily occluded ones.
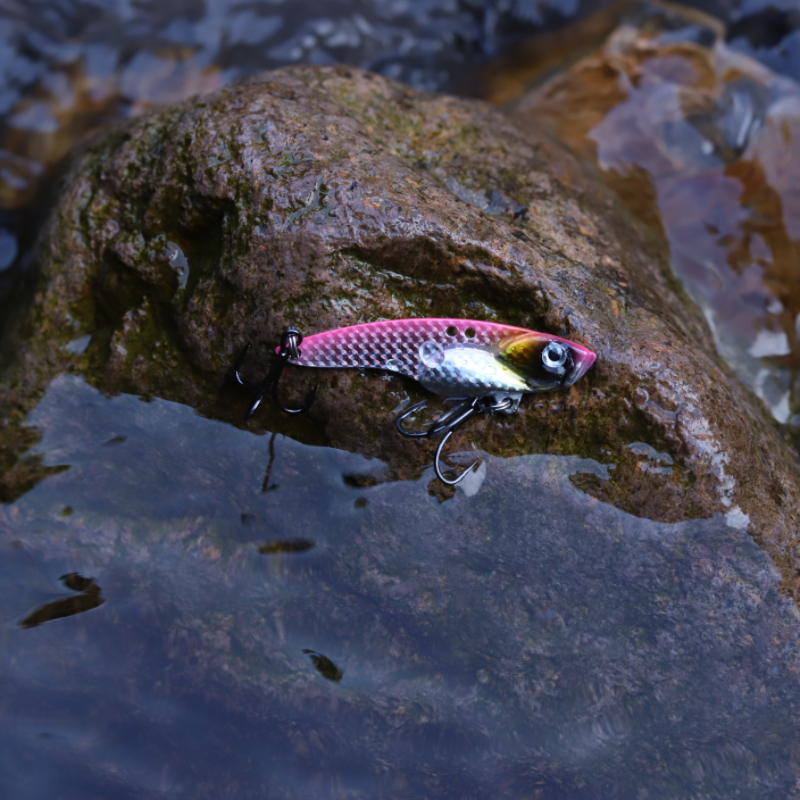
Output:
[395,394,516,485]
[396,397,483,439]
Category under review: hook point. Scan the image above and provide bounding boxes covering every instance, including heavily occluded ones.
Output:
[434,431,481,486]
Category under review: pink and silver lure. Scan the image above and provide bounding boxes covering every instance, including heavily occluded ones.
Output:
[235,318,596,485]
[289,318,595,399]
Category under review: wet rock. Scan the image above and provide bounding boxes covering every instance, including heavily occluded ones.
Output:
[513,2,800,589]
[0,0,624,216]
[3,62,800,597]
[514,1,800,421]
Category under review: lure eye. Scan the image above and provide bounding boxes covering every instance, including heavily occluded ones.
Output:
[542,341,568,371]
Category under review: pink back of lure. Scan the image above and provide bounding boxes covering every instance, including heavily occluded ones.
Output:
[287,318,595,398]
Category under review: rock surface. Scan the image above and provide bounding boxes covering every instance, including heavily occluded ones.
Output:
[2,62,800,595]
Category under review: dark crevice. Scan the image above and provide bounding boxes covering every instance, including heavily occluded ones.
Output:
[339,239,551,328]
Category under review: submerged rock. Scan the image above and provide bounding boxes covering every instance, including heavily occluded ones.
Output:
[2,375,800,798]
[2,61,800,597]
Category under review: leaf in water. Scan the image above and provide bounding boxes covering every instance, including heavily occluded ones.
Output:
[343,473,379,488]
[18,573,103,628]
[302,649,343,682]
[60,572,97,592]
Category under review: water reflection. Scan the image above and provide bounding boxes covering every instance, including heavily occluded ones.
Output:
[1,374,799,798]
[520,6,800,424]
[0,0,595,213]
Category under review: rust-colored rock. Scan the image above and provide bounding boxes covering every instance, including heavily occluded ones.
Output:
[3,63,800,594]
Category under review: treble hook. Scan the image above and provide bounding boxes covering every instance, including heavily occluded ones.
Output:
[396,396,514,486]
[234,327,317,417]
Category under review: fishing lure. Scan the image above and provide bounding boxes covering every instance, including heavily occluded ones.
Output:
[235,318,596,485]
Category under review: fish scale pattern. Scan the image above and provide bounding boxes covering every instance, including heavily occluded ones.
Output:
[418,347,530,396]
[289,318,532,379]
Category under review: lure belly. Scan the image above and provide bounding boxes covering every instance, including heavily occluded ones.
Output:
[237,318,596,485]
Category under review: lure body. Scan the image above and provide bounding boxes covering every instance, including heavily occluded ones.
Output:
[240,318,597,486]
[287,318,596,399]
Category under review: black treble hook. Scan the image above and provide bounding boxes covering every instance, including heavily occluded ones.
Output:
[396,395,514,486]
[234,327,317,417]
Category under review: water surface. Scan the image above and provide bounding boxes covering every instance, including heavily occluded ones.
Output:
[2,375,799,798]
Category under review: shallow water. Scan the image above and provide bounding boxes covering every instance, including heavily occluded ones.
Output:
[2,375,800,798]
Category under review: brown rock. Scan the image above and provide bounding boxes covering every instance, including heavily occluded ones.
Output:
[3,63,800,595]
